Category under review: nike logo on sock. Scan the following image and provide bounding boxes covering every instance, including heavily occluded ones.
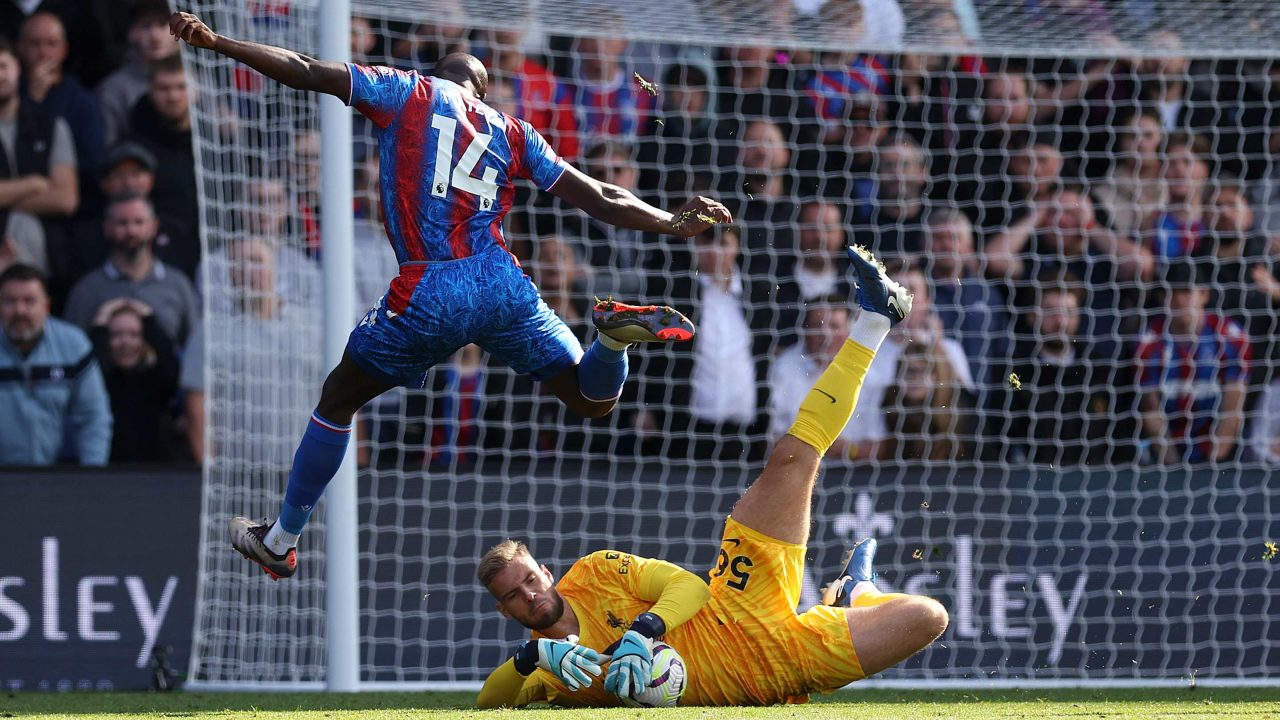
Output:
[816,389,838,404]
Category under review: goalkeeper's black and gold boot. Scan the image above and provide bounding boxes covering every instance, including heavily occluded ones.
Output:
[230,517,298,580]
[592,299,695,343]
[820,538,878,607]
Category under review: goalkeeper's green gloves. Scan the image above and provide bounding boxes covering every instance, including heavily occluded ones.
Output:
[603,611,664,698]
[512,635,602,691]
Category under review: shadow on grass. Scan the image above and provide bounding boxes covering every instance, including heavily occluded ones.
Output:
[814,688,1280,705]
[5,687,1280,715]
[1,691,476,715]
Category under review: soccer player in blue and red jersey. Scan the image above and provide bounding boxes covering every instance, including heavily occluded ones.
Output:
[1137,259,1251,465]
[170,13,733,579]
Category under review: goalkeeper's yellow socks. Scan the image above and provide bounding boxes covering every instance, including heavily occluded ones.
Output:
[786,311,889,455]
[848,581,910,608]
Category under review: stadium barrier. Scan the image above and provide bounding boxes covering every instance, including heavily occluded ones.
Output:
[0,469,201,691]
[5,463,1270,691]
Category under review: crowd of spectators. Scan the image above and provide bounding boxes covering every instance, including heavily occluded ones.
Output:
[3,0,1280,471]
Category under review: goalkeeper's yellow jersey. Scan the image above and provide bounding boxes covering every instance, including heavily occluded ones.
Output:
[512,534,860,707]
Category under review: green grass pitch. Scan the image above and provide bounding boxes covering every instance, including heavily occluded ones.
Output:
[5,688,1280,720]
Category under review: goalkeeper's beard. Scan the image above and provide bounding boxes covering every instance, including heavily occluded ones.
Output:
[524,592,566,631]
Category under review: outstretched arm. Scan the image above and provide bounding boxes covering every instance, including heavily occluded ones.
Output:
[169,12,351,102]
[549,164,732,238]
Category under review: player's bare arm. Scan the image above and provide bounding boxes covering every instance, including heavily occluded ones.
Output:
[550,164,732,238]
[169,12,350,102]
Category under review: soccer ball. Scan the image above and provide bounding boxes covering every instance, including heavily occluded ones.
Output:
[622,642,687,708]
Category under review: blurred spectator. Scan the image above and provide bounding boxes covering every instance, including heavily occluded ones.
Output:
[881,341,966,462]
[714,44,816,150]
[1252,379,1280,466]
[68,141,198,283]
[0,263,110,466]
[799,3,891,144]
[921,207,1010,382]
[986,186,1153,360]
[893,11,985,157]
[795,91,884,200]
[1136,30,1193,130]
[528,235,591,339]
[1200,176,1280,372]
[544,140,643,298]
[881,265,976,394]
[843,266,975,463]
[289,128,322,255]
[1146,130,1209,260]
[946,68,1036,238]
[774,199,849,345]
[722,118,792,210]
[793,0,904,50]
[1137,259,1250,465]
[180,236,323,464]
[637,224,773,462]
[481,24,579,160]
[352,154,403,312]
[18,11,105,200]
[1091,107,1165,237]
[88,296,179,463]
[768,298,881,461]
[417,344,487,470]
[388,2,470,70]
[1,207,44,275]
[851,134,929,256]
[562,10,652,142]
[201,175,322,311]
[64,193,199,346]
[0,35,78,302]
[127,54,199,240]
[720,118,799,278]
[637,60,718,202]
[96,0,177,146]
[0,0,115,87]
[1011,141,1065,206]
[993,276,1133,466]
[791,200,850,301]
[350,15,378,63]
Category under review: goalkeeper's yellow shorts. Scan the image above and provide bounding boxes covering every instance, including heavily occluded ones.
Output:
[702,516,866,702]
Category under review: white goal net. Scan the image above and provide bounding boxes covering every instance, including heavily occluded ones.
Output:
[186,0,1280,689]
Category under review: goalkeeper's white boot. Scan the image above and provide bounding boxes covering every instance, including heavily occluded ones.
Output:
[821,538,878,607]
[230,517,298,580]
[847,246,913,326]
[592,299,695,343]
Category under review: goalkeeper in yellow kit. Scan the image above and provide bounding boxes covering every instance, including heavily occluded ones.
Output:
[475,246,949,708]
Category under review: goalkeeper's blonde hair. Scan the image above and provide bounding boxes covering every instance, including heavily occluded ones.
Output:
[477,539,531,589]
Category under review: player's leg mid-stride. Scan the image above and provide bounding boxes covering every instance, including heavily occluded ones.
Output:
[723,244,946,684]
[230,296,697,581]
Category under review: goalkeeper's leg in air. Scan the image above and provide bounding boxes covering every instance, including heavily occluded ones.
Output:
[722,245,948,684]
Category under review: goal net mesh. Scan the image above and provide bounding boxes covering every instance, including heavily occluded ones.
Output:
[186,0,1280,687]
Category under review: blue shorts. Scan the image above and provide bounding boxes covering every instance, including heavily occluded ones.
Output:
[346,245,582,388]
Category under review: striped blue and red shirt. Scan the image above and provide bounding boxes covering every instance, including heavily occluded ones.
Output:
[564,68,654,141]
[804,55,890,124]
[1136,313,1251,462]
[1148,212,1204,260]
[346,63,568,264]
